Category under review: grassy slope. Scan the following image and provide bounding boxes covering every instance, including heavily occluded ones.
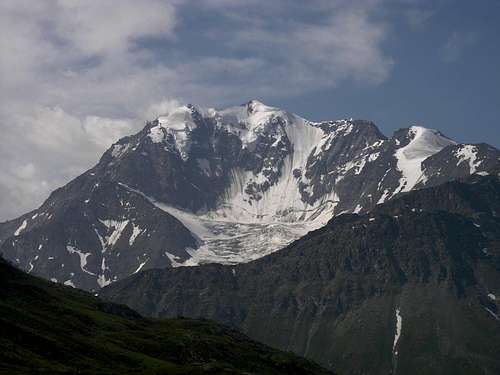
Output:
[0,257,333,375]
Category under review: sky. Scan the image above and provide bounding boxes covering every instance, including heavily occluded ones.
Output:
[0,0,499,221]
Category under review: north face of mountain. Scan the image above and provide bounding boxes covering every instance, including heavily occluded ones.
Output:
[101,172,500,375]
[0,256,334,375]
[1,100,499,290]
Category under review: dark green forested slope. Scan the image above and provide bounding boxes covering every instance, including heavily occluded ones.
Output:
[0,256,333,375]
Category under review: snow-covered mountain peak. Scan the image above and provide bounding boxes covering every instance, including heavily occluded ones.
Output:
[155,104,200,129]
[214,100,311,148]
[393,126,456,193]
[144,100,314,161]
[219,100,286,123]
[148,105,205,160]
[246,99,273,112]
[399,126,455,157]
[4,99,500,291]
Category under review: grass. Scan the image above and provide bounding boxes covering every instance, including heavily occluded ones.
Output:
[0,257,332,375]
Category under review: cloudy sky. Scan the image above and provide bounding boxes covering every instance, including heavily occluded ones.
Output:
[1,0,499,221]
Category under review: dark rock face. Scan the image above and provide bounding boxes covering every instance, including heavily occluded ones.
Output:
[0,176,197,290]
[1,100,499,290]
[102,174,500,375]
[416,143,500,189]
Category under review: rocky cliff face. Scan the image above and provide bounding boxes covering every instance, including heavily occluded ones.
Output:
[1,100,499,290]
[101,172,500,375]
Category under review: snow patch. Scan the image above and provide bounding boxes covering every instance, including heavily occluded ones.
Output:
[111,143,130,158]
[166,252,183,267]
[97,257,111,288]
[394,126,454,194]
[66,245,95,275]
[99,219,129,248]
[63,280,75,288]
[129,224,142,246]
[377,188,391,204]
[14,219,27,236]
[455,145,482,174]
[218,100,287,146]
[148,125,165,143]
[392,308,402,355]
[133,258,149,274]
[150,105,202,160]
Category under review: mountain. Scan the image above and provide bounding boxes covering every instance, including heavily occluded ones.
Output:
[0,256,333,375]
[101,171,500,375]
[1,100,499,290]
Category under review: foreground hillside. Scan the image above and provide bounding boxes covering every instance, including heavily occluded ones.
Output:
[0,257,333,375]
[102,172,500,375]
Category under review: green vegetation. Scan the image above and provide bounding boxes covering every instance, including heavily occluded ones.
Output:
[0,257,332,375]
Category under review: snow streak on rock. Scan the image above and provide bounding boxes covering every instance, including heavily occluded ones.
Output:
[455,144,481,174]
[392,308,402,356]
[14,220,27,236]
[66,246,95,276]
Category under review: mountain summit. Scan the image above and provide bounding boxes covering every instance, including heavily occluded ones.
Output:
[1,101,499,290]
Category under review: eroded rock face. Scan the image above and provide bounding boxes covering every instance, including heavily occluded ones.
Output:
[101,173,500,375]
[1,100,499,290]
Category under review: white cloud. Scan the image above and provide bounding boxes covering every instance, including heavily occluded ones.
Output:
[0,107,139,220]
[143,99,183,120]
[84,116,138,149]
[13,164,36,180]
[0,0,179,115]
[54,0,177,56]
[0,0,180,220]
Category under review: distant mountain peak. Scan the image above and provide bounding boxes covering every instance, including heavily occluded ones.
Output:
[392,125,456,193]
[1,101,499,291]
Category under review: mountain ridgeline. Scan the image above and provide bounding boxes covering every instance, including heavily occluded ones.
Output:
[1,100,499,290]
[102,172,500,375]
